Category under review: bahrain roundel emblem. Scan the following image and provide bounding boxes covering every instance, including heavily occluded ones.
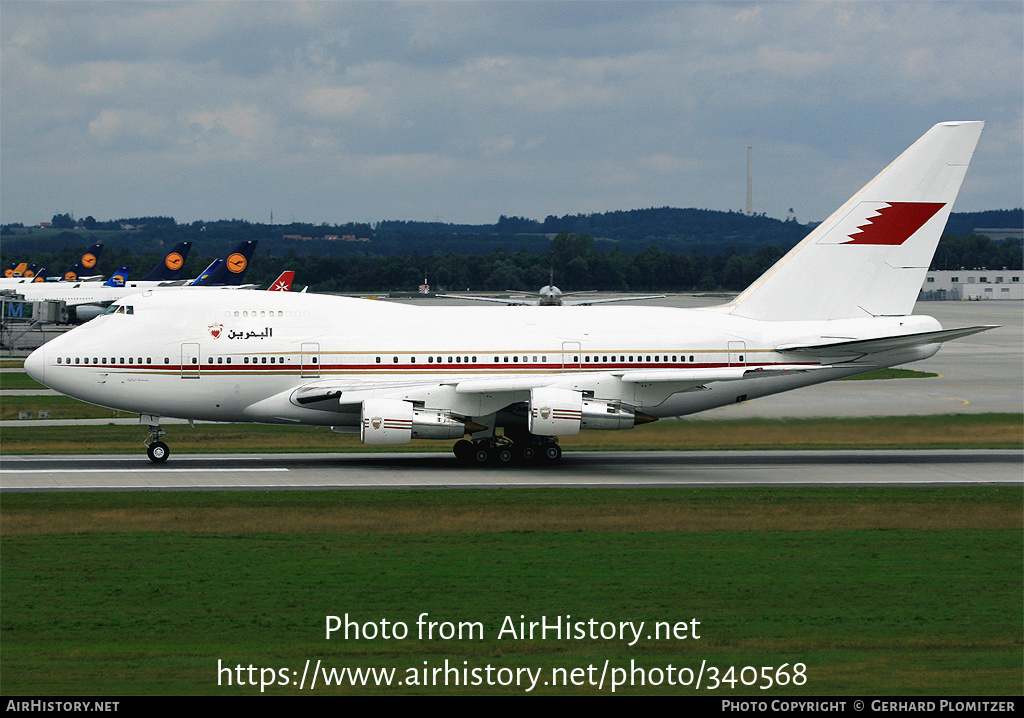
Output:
[227,253,247,273]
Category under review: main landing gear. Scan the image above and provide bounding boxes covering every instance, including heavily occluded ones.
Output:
[144,422,170,463]
[452,436,562,465]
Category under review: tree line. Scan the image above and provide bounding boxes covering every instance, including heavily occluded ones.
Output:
[3,229,1018,294]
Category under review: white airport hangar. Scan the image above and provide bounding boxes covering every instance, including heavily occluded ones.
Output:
[920,227,1023,301]
[921,269,1023,300]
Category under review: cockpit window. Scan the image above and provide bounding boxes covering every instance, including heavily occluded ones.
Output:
[101,304,134,315]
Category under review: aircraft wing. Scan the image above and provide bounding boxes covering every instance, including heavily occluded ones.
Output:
[284,365,823,415]
[434,294,536,305]
[564,295,666,306]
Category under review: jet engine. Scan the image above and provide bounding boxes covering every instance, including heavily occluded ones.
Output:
[71,305,106,323]
[360,398,476,445]
[527,387,653,435]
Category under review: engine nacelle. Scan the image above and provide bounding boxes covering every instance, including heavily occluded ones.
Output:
[528,387,583,435]
[360,398,471,445]
[73,305,106,322]
[528,388,645,435]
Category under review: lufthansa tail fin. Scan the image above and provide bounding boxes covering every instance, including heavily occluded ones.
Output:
[62,243,104,281]
[103,267,130,287]
[726,122,983,321]
[267,271,294,291]
[191,241,258,286]
[190,259,222,286]
[140,242,192,281]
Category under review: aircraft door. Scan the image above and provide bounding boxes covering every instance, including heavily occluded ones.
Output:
[561,341,582,372]
[728,341,746,367]
[181,343,201,378]
[301,342,321,378]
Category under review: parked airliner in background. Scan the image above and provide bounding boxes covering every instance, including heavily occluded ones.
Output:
[0,264,48,285]
[5,241,257,321]
[268,271,296,292]
[438,271,665,306]
[26,122,992,464]
[0,243,104,287]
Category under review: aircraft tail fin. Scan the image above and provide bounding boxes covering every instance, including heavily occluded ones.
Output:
[725,122,984,321]
[103,267,130,287]
[267,271,295,291]
[190,259,222,286]
[140,242,192,281]
[62,243,104,281]
[191,241,258,286]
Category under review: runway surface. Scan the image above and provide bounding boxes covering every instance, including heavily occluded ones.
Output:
[1,450,1019,491]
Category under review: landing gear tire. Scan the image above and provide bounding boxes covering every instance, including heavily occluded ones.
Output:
[454,436,561,466]
[471,445,492,464]
[543,442,562,462]
[494,446,514,464]
[147,441,170,463]
[517,444,537,463]
[453,439,473,460]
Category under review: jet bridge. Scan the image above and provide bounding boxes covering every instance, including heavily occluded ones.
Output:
[0,295,69,353]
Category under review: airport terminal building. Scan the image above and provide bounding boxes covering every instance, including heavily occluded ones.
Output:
[920,269,1023,300]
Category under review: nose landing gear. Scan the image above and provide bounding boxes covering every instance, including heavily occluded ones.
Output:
[143,420,169,463]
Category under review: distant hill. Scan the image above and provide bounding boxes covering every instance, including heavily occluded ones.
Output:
[941,209,1023,236]
[3,207,1020,261]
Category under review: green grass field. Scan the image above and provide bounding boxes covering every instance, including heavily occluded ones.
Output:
[3,413,1021,455]
[2,363,1021,694]
[1,488,1021,695]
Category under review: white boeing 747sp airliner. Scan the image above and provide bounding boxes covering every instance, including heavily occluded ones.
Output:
[25,122,993,464]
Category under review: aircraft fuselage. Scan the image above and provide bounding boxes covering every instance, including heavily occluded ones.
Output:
[27,290,941,428]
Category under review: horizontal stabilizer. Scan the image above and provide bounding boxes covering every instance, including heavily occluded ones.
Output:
[777,325,996,356]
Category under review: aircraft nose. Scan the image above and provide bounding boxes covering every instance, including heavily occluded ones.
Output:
[24,344,46,386]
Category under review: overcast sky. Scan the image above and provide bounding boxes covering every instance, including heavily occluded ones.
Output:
[2,1,1021,227]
